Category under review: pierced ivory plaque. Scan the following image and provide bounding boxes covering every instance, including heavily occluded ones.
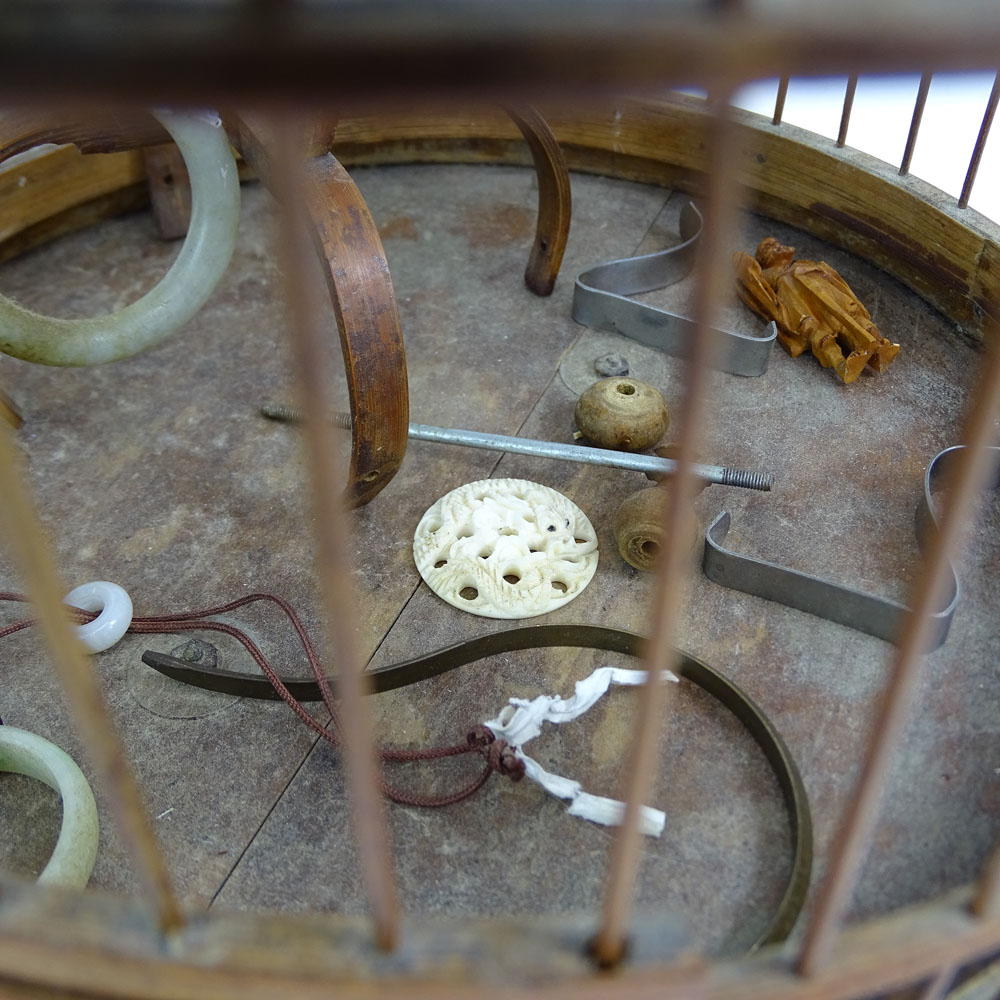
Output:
[413,478,599,619]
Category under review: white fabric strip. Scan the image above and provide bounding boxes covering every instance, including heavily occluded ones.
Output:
[483,665,679,837]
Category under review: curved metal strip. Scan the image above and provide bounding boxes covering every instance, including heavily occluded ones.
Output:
[572,200,777,377]
[142,621,811,952]
[704,446,1000,649]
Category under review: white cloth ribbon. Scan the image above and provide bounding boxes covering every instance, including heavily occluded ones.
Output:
[483,665,679,837]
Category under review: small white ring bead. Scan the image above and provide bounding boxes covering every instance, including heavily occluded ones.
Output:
[0,725,100,888]
[63,581,133,653]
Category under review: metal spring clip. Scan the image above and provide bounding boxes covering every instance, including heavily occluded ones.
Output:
[703,446,1000,649]
[571,201,777,377]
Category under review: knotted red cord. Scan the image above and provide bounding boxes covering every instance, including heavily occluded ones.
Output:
[0,591,520,807]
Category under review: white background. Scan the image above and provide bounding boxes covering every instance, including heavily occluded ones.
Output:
[729,72,999,224]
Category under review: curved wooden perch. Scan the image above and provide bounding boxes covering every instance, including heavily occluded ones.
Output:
[505,106,572,296]
[227,114,409,509]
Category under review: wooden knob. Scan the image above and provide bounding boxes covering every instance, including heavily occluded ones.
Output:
[574,377,669,452]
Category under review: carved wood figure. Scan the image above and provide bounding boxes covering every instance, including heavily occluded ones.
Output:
[734,237,900,384]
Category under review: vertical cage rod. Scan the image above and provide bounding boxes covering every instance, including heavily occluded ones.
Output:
[958,71,1000,208]
[900,72,932,176]
[270,124,400,950]
[773,75,790,125]
[918,966,955,1000]
[972,842,1000,918]
[797,330,1000,976]
[837,74,858,148]
[592,90,741,967]
[0,421,182,932]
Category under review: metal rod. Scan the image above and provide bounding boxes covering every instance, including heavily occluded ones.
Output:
[592,88,742,967]
[837,73,858,148]
[959,71,1000,209]
[260,404,773,492]
[797,326,1000,976]
[900,71,932,175]
[0,420,182,933]
[269,126,400,951]
[772,75,790,125]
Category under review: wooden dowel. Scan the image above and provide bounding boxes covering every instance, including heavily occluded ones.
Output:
[900,72,932,176]
[773,75,790,125]
[797,329,1000,976]
[592,91,741,967]
[837,74,858,148]
[959,71,1000,209]
[268,121,400,951]
[0,420,182,932]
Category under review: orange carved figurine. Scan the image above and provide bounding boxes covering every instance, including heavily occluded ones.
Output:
[734,237,900,384]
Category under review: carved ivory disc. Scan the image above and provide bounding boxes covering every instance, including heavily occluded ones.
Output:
[413,478,599,619]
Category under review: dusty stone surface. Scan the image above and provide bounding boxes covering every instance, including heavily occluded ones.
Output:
[0,163,996,958]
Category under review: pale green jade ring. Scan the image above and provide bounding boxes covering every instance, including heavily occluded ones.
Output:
[0,109,241,366]
[0,726,99,888]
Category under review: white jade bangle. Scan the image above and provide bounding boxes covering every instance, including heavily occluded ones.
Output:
[64,581,133,653]
[0,110,241,366]
[0,726,100,888]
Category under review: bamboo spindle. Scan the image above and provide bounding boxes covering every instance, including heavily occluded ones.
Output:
[972,841,1000,919]
[0,420,182,932]
[269,123,400,951]
[900,72,932,176]
[918,966,955,1000]
[592,92,742,968]
[958,71,999,209]
[837,74,858,148]
[773,75,790,125]
[797,329,1000,976]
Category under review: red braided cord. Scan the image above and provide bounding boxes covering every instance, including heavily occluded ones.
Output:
[1,592,506,808]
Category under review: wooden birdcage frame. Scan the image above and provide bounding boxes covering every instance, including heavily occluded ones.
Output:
[1,3,999,998]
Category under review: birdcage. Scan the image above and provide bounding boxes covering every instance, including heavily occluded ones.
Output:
[0,3,999,998]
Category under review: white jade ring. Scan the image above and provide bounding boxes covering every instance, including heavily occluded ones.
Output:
[63,581,133,653]
[0,725,100,888]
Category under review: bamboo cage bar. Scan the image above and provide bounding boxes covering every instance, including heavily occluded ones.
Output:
[0,423,182,933]
[594,92,743,967]
[900,71,932,176]
[269,124,400,950]
[836,73,858,148]
[920,966,957,1000]
[971,843,1000,919]
[797,329,1000,976]
[1,2,1000,996]
[772,75,789,125]
[958,71,999,209]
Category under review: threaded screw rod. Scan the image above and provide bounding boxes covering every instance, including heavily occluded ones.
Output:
[260,402,772,492]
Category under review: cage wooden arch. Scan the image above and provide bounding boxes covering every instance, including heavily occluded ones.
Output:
[0,3,999,999]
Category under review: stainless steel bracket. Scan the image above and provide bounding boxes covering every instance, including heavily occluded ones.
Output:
[703,446,1000,649]
[571,200,777,377]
